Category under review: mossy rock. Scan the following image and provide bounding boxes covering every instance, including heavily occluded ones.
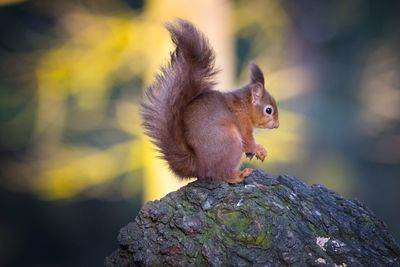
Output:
[105,170,400,267]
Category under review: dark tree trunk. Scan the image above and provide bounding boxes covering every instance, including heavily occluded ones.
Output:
[105,170,400,267]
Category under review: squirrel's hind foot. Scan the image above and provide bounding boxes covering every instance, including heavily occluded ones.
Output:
[225,168,253,184]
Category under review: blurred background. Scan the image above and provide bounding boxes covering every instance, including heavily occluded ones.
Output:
[0,0,399,266]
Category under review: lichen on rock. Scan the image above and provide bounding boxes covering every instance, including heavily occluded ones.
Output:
[105,170,400,267]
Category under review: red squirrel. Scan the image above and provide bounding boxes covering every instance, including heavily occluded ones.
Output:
[141,19,279,183]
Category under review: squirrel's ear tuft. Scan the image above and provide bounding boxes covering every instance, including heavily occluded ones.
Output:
[250,63,265,86]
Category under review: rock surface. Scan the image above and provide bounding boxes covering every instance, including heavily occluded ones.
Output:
[105,170,400,266]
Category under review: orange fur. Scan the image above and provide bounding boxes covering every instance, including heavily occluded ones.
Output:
[141,19,279,183]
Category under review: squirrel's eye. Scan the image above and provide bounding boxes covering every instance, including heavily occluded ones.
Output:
[264,105,273,115]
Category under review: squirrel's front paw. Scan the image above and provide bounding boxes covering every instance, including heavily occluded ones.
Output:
[245,152,256,160]
[254,144,267,162]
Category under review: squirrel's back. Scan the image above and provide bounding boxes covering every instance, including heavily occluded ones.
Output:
[140,19,218,179]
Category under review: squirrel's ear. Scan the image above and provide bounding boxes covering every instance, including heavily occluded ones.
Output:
[251,83,264,105]
[250,63,265,86]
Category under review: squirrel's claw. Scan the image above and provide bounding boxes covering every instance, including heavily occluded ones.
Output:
[245,152,255,160]
[254,144,267,162]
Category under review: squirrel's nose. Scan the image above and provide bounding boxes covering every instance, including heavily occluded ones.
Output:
[274,121,280,129]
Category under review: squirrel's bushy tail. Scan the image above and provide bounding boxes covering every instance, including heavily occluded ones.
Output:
[141,19,217,178]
